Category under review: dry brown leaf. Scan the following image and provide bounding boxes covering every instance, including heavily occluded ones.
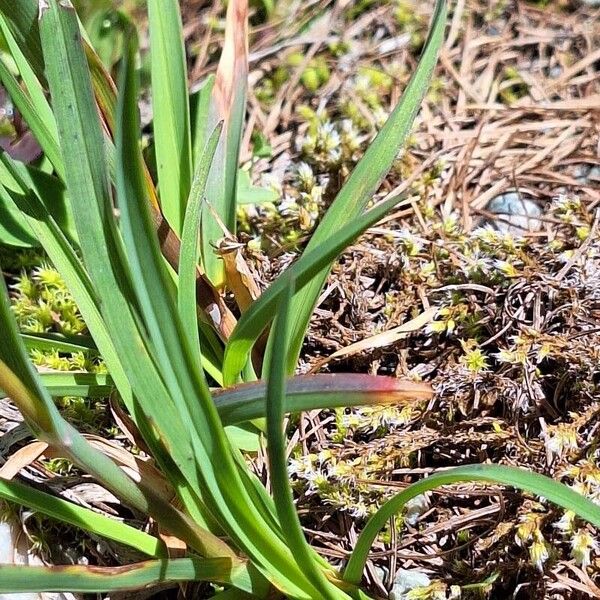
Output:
[109,393,150,453]
[82,435,174,504]
[309,307,438,373]
[0,441,48,480]
[159,531,187,558]
[217,239,261,312]
[213,0,248,123]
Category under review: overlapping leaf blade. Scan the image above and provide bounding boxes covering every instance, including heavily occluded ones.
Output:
[0,271,181,552]
[37,0,235,558]
[222,192,406,384]
[113,22,330,599]
[0,22,62,177]
[0,0,44,81]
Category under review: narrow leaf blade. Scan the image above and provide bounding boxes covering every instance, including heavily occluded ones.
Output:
[0,558,266,596]
[215,374,432,426]
[147,0,192,233]
[0,478,164,557]
[280,0,447,372]
[344,464,600,584]
[223,193,406,384]
[179,123,223,366]
[265,279,348,600]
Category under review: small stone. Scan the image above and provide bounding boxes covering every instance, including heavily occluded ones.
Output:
[548,65,562,78]
[486,192,542,234]
[574,164,600,185]
[404,493,430,526]
[390,569,431,599]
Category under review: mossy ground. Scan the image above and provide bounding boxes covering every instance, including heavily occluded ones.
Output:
[1,0,599,598]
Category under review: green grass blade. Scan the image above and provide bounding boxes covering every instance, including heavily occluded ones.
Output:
[0,185,37,246]
[0,29,63,177]
[200,0,248,285]
[0,1,44,82]
[147,0,192,234]
[179,123,223,367]
[0,164,125,396]
[0,178,223,554]
[223,192,404,385]
[37,0,193,488]
[0,477,164,557]
[198,321,226,386]
[2,372,110,399]
[280,0,447,373]
[37,372,112,397]
[191,74,215,166]
[0,155,75,243]
[266,279,349,600]
[343,464,600,585]
[0,193,230,560]
[0,558,268,596]
[215,374,432,426]
[115,23,216,466]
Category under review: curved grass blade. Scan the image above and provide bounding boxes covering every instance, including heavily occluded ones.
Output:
[266,278,351,600]
[223,192,404,385]
[147,0,192,234]
[0,272,182,548]
[343,464,600,585]
[0,178,226,555]
[0,557,268,596]
[214,374,432,426]
[38,0,197,498]
[1,1,231,342]
[277,0,447,373]
[0,288,225,561]
[0,477,164,557]
[179,123,223,367]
